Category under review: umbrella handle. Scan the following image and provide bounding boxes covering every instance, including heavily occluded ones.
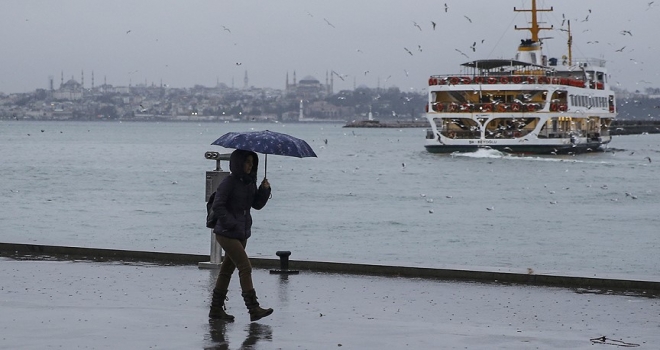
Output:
[264,154,267,179]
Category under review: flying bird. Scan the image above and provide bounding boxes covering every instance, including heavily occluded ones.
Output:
[222,26,231,33]
[645,156,652,163]
[431,21,437,30]
[418,45,423,52]
[404,69,409,77]
[323,18,335,28]
[444,3,448,12]
[404,47,413,56]
[126,30,131,34]
[620,30,632,36]
[615,46,626,52]
[464,15,472,23]
[454,48,469,58]
[413,21,422,31]
[470,42,476,52]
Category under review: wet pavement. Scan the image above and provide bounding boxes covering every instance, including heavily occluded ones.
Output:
[1,257,659,349]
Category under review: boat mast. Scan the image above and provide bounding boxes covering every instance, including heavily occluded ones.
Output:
[514,0,553,42]
[567,20,573,66]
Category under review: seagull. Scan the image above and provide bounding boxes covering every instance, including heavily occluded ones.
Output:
[413,21,422,31]
[486,206,494,211]
[364,70,370,76]
[222,26,231,33]
[126,30,131,34]
[645,156,652,163]
[454,48,469,58]
[323,18,335,28]
[620,30,632,36]
[418,45,423,52]
[470,42,476,52]
[404,47,413,56]
[615,46,626,52]
[431,21,437,30]
[561,14,566,26]
[582,15,589,22]
[403,69,409,77]
[444,3,448,12]
[464,15,472,23]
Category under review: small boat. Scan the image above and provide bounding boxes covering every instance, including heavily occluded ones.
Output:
[424,0,615,154]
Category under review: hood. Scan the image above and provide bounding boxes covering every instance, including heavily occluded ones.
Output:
[229,149,259,183]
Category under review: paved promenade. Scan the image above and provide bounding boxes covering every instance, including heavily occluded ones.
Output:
[1,256,658,350]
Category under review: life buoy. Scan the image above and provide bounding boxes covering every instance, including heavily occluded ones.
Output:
[550,103,558,112]
[438,78,448,85]
[461,77,471,84]
[497,104,507,112]
[474,76,484,84]
[488,77,497,84]
[450,77,460,85]
[512,76,522,84]
[609,106,615,113]
[425,104,429,112]
[511,103,521,112]
[449,104,459,112]
[482,103,493,112]
[448,131,456,139]
[428,77,434,86]
[514,131,521,138]
[558,104,568,112]
[461,104,473,112]
[551,77,560,84]
[538,77,548,84]
[527,76,536,84]
[526,104,536,112]
[500,76,509,84]
[434,103,444,112]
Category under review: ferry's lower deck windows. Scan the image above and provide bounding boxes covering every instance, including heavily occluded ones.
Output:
[484,118,540,139]
[436,118,481,139]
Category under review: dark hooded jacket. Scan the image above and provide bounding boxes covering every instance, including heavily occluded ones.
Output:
[212,149,271,240]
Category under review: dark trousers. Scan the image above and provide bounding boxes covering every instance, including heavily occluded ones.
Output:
[214,235,254,292]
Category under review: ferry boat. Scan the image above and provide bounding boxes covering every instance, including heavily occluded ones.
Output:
[424,1,615,154]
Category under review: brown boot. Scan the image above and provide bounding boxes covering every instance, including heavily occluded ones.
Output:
[209,288,235,321]
[241,289,273,322]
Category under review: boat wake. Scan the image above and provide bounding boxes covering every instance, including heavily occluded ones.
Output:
[451,149,613,164]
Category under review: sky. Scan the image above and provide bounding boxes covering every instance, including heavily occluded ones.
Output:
[2,0,659,94]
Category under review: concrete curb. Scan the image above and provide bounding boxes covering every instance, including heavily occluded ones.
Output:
[2,242,659,293]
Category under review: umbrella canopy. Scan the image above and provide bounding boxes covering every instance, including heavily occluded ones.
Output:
[211,130,317,177]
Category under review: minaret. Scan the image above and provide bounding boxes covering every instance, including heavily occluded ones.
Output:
[286,72,289,91]
[60,71,64,88]
[243,70,248,89]
[81,70,84,89]
[330,71,334,95]
[91,71,95,90]
[325,71,329,95]
[298,99,304,121]
[293,71,297,85]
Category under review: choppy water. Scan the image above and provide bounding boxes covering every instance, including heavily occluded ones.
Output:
[1,120,658,278]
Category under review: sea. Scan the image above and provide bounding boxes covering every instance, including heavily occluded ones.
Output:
[1,120,658,280]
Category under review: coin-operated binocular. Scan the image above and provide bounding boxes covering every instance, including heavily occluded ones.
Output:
[199,151,231,269]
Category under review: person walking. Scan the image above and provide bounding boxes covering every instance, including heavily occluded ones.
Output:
[208,149,273,322]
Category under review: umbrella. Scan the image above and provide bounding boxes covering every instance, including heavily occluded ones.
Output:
[211,130,317,177]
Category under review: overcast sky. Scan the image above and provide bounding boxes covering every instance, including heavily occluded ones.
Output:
[2,0,658,94]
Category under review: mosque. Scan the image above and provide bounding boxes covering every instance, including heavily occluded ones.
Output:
[285,71,333,99]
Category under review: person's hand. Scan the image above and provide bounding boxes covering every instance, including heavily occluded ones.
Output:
[261,178,270,189]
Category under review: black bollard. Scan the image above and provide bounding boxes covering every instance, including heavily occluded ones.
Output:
[269,250,299,274]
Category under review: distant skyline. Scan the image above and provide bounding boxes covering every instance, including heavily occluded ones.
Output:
[2,0,659,94]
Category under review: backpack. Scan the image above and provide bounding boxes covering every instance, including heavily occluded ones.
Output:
[206,191,217,229]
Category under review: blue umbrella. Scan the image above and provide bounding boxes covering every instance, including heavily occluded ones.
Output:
[211,130,317,177]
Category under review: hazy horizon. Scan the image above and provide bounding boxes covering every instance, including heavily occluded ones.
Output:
[2,0,659,94]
